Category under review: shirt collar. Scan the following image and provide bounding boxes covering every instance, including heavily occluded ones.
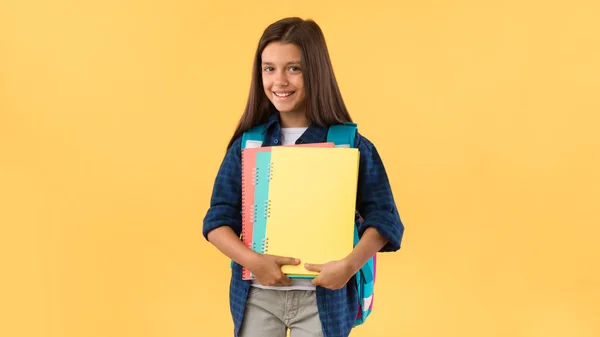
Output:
[262,112,281,135]
[263,112,329,144]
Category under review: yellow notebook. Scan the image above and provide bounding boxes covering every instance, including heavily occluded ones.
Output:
[264,146,359,277]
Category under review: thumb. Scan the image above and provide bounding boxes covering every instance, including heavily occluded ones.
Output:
[311,274,321,286]
[280,274,293,286]
[273,255,300,266]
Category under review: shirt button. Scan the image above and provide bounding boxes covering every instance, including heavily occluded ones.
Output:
[298,139,304,144]
[273,139,279,144]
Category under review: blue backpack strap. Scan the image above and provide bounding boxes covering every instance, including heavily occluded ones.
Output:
[241,123,267,149]
[326,122,357,148]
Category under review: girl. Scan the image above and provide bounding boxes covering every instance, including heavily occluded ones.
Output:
[203,17,404,337]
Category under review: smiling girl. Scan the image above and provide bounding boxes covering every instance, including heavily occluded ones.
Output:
[203,17,404,337]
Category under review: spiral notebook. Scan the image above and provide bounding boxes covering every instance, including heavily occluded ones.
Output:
[240,147,270,280]
[265,146,359,277]
[240,142,335,280]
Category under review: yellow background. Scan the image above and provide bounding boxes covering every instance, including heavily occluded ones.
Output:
[1,0,599,336]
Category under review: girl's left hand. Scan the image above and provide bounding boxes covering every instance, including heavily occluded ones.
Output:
[304,259,355,290]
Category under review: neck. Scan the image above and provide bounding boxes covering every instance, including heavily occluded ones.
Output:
[279,110,310,128]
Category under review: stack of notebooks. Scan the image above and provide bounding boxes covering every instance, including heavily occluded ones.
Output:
[241,143,360,279]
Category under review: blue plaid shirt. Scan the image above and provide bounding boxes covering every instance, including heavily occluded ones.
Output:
[203,113,404,337]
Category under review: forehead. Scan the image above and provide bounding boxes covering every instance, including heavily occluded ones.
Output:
[261,42,302,63]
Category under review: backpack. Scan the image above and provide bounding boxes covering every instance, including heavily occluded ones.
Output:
[241,122,376,326]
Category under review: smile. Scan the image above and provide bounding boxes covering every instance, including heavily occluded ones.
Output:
[274,92,294,98]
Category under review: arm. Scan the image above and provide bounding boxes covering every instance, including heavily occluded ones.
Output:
[344,227,387,273]
[354,135,404,252]
[207,226,260,268]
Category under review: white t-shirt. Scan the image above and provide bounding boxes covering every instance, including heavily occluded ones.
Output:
[251,127,316,291]
[279,127,307,146]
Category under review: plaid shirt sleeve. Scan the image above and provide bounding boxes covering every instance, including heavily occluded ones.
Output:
[203,137,243,240]
[355,133,404,252]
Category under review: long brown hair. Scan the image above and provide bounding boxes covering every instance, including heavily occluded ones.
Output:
[226,17,352,149]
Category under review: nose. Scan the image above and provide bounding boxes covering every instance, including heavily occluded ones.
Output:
[274,70,288,87]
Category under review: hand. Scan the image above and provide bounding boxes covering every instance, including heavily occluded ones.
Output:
[246,253,300,286]
[304,259,355,290]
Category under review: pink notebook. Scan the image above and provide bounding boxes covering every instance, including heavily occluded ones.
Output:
[240,147,270,280]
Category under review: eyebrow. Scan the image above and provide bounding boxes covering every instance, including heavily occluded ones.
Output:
[261,61,301,66]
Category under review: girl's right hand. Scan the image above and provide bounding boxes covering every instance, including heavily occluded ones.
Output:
[246,253,300,286]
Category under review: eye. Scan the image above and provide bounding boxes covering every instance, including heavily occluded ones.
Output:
[289,66,301,72]
[263,66,274,72]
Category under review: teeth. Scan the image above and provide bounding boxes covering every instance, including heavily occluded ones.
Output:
[274,92,292,97]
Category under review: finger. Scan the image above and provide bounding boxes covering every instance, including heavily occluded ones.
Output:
[304,263,324,272]
[273,256,300,266]
[311,275,321,286]
[279,274,292,286]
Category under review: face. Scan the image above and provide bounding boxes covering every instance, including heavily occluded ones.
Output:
[261,42,306,118]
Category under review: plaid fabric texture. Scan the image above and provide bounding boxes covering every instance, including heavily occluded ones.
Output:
[203,112,404,337]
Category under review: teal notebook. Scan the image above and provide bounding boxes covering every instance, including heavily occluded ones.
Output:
[252,151,271,257]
